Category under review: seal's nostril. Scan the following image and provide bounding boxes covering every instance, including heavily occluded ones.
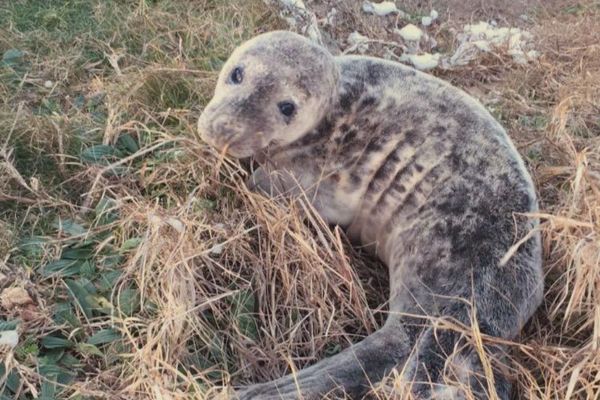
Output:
[208,116,241,148]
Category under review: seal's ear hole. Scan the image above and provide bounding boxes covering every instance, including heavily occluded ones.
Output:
[229,67,243,84]
[277,101,296,118]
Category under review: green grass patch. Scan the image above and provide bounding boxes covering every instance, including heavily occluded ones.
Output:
[1,1,280,398]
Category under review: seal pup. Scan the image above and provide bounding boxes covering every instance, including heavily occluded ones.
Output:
[197,31,543,399]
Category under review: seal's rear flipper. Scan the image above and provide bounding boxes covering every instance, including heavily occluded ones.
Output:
[237,324,409,399]
[402,320,512,400]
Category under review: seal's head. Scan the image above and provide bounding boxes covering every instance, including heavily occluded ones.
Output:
[198,31,338,158]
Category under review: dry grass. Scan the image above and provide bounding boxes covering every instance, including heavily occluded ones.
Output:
[0,0,599,399]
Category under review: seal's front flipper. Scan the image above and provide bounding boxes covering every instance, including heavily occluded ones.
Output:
[247,166,304,198]
[237,324,409,400]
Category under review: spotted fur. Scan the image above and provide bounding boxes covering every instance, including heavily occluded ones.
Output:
[197,31,543,400]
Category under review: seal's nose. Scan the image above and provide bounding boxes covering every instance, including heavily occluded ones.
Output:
[198,113,240,150]
[210,115,239,144]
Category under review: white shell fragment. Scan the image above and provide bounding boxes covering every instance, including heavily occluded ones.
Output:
[362,1,403,17]
[406,53,440,70]
[281,0,306,10]
[444,21,538,67]
[209,243,224,255]
[396,24,423,41]
[473,40,491,51]
[0,330,18,348]
[422,9,438,26]
[325,8,337,26]
[347,31,370,53]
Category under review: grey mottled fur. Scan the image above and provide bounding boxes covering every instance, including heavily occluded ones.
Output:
[197,31,543,400]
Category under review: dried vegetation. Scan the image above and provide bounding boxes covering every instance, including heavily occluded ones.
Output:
[0,0,599,399]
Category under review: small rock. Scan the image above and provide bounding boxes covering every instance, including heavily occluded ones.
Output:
[281,0,306,10]
[362,1,403,17]
[421,16,433,27]
[396,24,423,42]
[210,243,224,255]
[446,21,537,67]
[469,21,491,35]
[1,287,33,309]
[166,217,185,233]
[30,177,39,192]
[510,50,528,65]
[44,80,53,88]
[20,304,39,322]
[0,330,19,348]
[430,9,439,20]
[407,53,440,70]
[284,16,297,27]
[473,40,491,51]
[347,31,370,53]
[325,8,337,26]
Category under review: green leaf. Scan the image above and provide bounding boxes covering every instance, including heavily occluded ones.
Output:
[95,197,115,215]
[100,254,123,268]
[19,236,47,258]
[39,355,75,385]
[59,353,82,369]
[87,328,121,346]
[42,259,81,277]
[0,364,20,399]
[61,246,95,260]
[94,197,119,226]
[118,287,140,316]
[40,349,64,364]
[231,289,258,340]
[52,303,80,327]
[15,335,39,360]
[120,237,142,252]
[54,219,87,237]
[76,342,103,357]
[93,295,114,315]
[324,343,342,357]
[184,350,224,381]
[0,319,19,331]
[117,133,139,154]
[5,365,21,392]
[65,279,98,318]
[195,198,217,212]
[94,197,118,225]
[1,49,24,65]
[80,260,96,278]
[205,333,227,368]
[81,145,122,164]
[97,269,122,291]
[144,301,159,314]
[73,94,86,109]
[41,336,74,349]
[40,379,57,400]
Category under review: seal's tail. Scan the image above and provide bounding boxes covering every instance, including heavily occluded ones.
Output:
[402,317,512,400]
[237,323,410,399]
[238,310,513,400]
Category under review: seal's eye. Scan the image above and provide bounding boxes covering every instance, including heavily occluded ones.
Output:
[230,67,243,84]
[278,101,296,118]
